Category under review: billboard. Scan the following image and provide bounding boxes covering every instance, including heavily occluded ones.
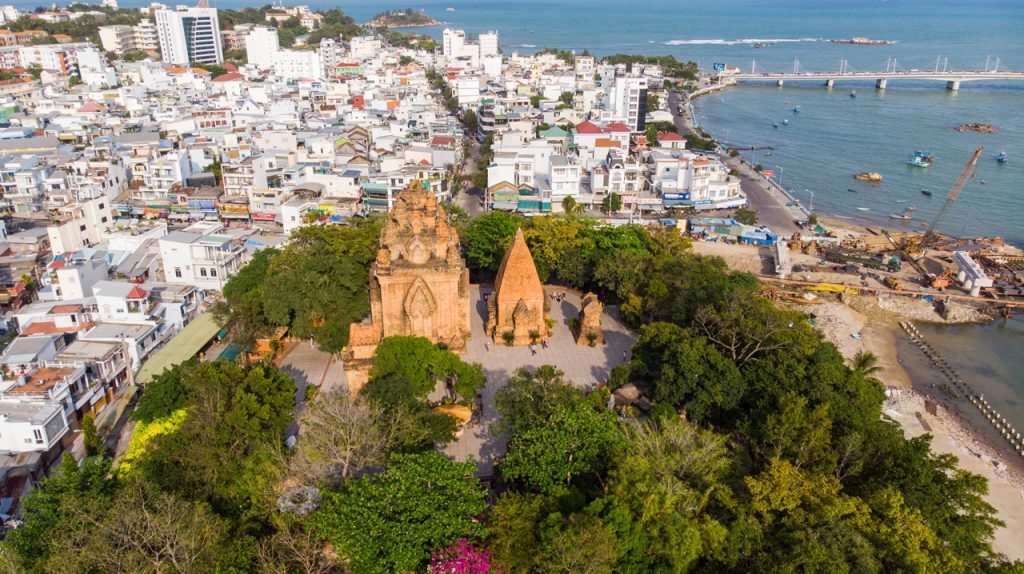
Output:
[663,193,691,200]
[712,63,726,72]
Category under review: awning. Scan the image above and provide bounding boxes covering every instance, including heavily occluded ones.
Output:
[135,313,221,384]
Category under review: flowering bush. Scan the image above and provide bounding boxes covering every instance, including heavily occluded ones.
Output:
[428,539,493,574]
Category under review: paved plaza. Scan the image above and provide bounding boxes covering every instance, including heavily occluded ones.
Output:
[441,285,637,476]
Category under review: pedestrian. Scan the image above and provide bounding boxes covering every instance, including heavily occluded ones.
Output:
[622,350,628,362]
[542,338,548,349]
[485,340,491,352]
[530,344,537,356]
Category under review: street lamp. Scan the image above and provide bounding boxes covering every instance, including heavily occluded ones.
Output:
[774,165,784,188]
[804,188,815,213]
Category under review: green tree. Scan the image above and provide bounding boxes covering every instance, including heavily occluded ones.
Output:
[81,413,105,457]
[629,322,743,420]
[733,206,758,225]
[310,452,487,574]
[601,192,622,213]
[489,492,553,572]
[850,351,883,386]
[369,336,484,399]
[461,211,520,271]
[493,366,584,436]
[561,196,578,214]
[539,513,622,573]
[2,454,114,571]
[646,92,660,111]
[140,362,294,522]
[593,249,651,302]
[462,109,478,134]
[360,373,458,452]
[501,402,625,496]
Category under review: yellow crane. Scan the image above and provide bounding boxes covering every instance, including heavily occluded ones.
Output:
[901,146,983,286]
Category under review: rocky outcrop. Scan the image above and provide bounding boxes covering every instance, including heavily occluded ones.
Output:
[854,172,883,182]
[955,123,998,134]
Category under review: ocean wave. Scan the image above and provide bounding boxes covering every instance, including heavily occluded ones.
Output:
[664,37,823,46]
[517,44,537,48]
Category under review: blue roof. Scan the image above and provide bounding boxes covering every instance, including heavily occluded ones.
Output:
[341,169,361,178]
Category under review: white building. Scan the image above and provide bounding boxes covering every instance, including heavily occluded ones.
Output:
[479,31,499,57]
[244,25,279,70]
[75,48,117,87]
[158,225,244,292]
[442,28,465,58]
[605,75,648,132]
[134,19,160,52]
[46,197,115,255]
[348,35,380,60]
[155,6,223,65]
[98,25,136,55]
[273,49,321,80]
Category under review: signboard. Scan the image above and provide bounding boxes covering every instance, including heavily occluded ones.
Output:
[712,63,726,72]
[663,193,691,200]
[252,213,277,221]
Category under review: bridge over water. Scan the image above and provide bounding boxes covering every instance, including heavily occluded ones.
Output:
[728,70,1024,91]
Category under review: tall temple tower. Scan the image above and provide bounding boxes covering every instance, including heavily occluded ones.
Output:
[486,229,548,345]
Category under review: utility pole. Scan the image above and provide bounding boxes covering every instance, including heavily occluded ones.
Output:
[985,55,990,72]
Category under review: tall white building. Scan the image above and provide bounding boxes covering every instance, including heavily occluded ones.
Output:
[608,75,648,132]
[134,19,160,52]
[154,6,223,65]
[98,25,135,55]
[442,28,465,58]
[244,25,279,70]
[479,31,499,57]
[348,35,380,60]
[273,49,321,80]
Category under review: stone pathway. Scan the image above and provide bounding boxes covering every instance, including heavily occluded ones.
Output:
[441,286,636,476]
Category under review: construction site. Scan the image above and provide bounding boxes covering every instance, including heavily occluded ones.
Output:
[748,147,1024,317]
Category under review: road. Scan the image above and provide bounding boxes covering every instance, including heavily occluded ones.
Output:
[667,89,800,236]
[454,129,484,216]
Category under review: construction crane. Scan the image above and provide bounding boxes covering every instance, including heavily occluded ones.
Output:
[901,146,984,287]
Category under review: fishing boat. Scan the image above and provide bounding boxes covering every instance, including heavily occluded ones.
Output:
[773,122,778,128]
[847,188,858,193]
[793,106,801,113]
[782,119,789,125]
[850,90,856,98]
[921,189,933,197]
[995,152,1008,163]
[907,150,933,168]
[856,207,870,211]
[890,207,916,220]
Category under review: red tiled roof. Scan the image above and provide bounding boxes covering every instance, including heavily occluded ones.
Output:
[126,286,148,299]
[658,131,683,141]
[21,321,89,335]
[49,304,81,314]
[212,72,243,82]
[431,136,455,146]
[606,122,630,132]
[417,159,432,166]
[78,100,101,113]
[48,260,66,269]
[574,120,601,134]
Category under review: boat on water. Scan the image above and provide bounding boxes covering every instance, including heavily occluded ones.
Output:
[847,188,858,193]
[782,119,789,125]
[850,90,856,98]
[446,7,455,12]
[921,189,933,196]
[793,106,801,113]
[856,207,870,211]
[995,152,1009,163]
[890,206,916,220]
[773,122,778,128]
[907,150,933,168]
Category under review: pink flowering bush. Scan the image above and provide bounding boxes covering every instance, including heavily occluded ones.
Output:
[428,538,494,574]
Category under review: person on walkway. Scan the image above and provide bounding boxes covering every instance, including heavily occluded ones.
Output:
[530,344,537,356]
[622,350,628,362]
[485,341,491,352]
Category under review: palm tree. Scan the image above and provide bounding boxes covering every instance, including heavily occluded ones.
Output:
[850,351,883,385]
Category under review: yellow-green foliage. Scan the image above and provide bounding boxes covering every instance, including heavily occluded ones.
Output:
[117,409,187,476]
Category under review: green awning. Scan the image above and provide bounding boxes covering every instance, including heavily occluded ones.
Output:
[136,313,221,384]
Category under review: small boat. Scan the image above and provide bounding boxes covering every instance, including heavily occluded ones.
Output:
[856,207,870,211]
[894,199,907,203]
[850,90,856,98]
[851,332,863,340]
[907,149,933,168]
[773,122,779,128]
[847,188,858,193]
[446,7,455,11]
[995,152,1008,163]
[793,106,801,113]
[980,180,986,185]
[890,208,915,220]
[782,119,789,125]
[921,189,933,196]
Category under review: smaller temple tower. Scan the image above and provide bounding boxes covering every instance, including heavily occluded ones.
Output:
[486,229,547,345]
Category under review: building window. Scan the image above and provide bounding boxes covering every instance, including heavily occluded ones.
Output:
[174,267,182,278]
[79,224,87,231]
[199,268,208,277]
[210,268,217,277]
[33,429,43,443]
[101,216,108,223]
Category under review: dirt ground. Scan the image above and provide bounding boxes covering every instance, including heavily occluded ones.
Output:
[803,301,911,388]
